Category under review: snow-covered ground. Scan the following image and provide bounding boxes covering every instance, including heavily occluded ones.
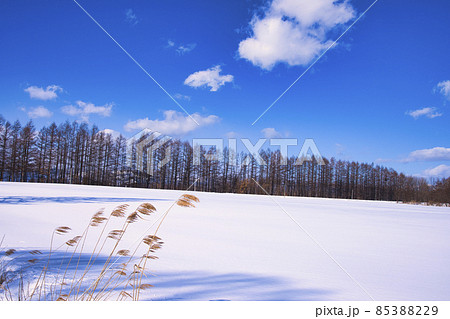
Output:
[0,182,449,301]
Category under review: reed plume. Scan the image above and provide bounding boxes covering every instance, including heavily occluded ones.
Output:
[1,194,200,301]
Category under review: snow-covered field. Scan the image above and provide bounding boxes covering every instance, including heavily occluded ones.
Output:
[0,181,449,301]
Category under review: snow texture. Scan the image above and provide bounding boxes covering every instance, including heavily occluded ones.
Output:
[0,182,449,300]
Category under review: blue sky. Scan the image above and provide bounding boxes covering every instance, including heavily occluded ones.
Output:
[0,0,449,178]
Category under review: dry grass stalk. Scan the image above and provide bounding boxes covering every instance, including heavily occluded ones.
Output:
[134,194,199,300]
[55,227,71,235]
[65,236,82,247]
[107,230,124,240]
[5,249,16,256]
[117,249,130,256]
[111,204,129,218]
[1,194,200,301]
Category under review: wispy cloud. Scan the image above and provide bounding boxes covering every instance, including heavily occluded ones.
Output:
[261,127,282,138]
[225,131,239,138]
[124,110,219,135]
[406,107,442,119]
[177,43,196,55]
[403,147,450,162]
[375,158,392,164]
[166,40,196,54]
[238,0,355,70]
[125,8,139,25]
[61,100,113,122]
[421,164,450,178]
[335,143,345,156]
[184,65,234,92]
[173,93,191,101]
[436,80,450,101]
[27,106,53,118]
[24,85,62,100]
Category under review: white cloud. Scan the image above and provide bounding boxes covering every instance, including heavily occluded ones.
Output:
[166,40,196,54]
[61,100,113,121]
[27,106,53,118]
[124,110,219,135]
[99,129,121,139]
[422,164,450,178]
[261,127,282,138]
[225,131,239,138]
[406,107,442,119]
[238,0,355,70]
[436,80,450,100]
[403,147,450,162]
[184,65,234,92]
[125,9,138,25]
[174,93,191,101]
[24,85,62,100]
[177,43,197,55]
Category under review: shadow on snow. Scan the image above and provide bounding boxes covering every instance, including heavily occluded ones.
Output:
[0,196,171,205]
[145,271,331,301]
[1,250,332,301]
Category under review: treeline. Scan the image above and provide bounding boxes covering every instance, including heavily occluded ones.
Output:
[0,115,449,205]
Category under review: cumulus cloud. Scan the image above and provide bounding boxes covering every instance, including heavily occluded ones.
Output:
[261,127,282,138]
[403,147,450,162]
[61,100,113,122]
[422,164,450,178]
[238,0,355,70]
[124,110,219,135]
[406,107,442,119]
[125,9,138,25]
[436,80,450,100]
[27,106,53,118]
[184,65,234,92]
[24,85,62,100]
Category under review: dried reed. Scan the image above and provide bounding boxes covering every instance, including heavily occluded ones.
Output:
[0,194,199,301]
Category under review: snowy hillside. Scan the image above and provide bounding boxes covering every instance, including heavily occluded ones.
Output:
[0,182,449,301]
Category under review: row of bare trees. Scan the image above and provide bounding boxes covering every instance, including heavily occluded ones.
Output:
[1,115,448,204]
